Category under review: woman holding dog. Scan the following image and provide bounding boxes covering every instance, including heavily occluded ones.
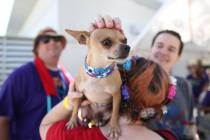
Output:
[96,16,198,139]
[40,16,178,140]
[0,28,73,140]
[93,16,198,139]
[40,58,178,140]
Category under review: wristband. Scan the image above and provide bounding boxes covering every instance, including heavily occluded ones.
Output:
[63,96,71,110]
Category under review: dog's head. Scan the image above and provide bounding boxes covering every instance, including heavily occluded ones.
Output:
[65,28,130,63]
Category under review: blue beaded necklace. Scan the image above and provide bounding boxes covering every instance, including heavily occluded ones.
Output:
[84,58,115,78]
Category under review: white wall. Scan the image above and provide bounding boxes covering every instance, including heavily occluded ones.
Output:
[18,0,59,37]
[58,0,155,42]
[60,42,87,77]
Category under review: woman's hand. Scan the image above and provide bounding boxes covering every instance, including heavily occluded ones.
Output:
[89,15,123,33]
[67,81,91,107]
[66,81,83,106]
[40,81,83,140]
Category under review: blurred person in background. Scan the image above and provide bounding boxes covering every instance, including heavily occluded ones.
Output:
[187,62,209,106]
[196,66,210,140]
[40,58,179,140]
[205,67,210,80]
[148,30,198,140]
[200,91,210,113]
[0,27,73,140]
[197,89,210,140]
[199,67,210,112]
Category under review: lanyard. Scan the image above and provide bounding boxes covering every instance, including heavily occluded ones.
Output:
[46,70,68,112]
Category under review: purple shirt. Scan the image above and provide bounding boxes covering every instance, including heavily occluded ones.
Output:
[202,91,210,107]
[0,62,69,140]
[187,74,209,104]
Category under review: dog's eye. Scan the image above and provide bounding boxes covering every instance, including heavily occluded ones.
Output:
[101,38,112,48]
[121,38,127,44]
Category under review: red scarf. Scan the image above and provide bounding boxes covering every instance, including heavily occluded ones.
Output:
[34,57,73,96]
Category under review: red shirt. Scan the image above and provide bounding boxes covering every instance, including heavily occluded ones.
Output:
[46,120,177,140]
[46,120,107,140]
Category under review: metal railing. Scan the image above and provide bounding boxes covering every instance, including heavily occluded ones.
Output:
[0,37,33,85]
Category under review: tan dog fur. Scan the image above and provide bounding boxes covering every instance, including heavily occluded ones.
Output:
[65,28,130,138]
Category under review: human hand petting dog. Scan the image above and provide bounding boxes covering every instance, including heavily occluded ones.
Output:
[89,15,123,33]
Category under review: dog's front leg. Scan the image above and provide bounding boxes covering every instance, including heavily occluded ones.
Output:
[66,98,81,129]
[108,91,121,139]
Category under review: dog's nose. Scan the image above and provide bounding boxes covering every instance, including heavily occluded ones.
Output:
[121,44,130,53]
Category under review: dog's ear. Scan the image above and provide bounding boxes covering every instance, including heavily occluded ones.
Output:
[65,29,90,45]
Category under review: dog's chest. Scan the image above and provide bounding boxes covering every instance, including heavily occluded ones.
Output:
[78,71,121,103]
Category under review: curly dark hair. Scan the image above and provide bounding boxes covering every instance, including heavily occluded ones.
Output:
[120,57,170,121]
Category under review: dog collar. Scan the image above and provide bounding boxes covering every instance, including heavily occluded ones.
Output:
[84,59,115,78]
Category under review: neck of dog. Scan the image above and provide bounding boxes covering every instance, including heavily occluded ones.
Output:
[86,53,114,68]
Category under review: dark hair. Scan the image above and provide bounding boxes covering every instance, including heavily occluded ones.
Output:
[121,57,170,121]
[33,27,67,56]
[151,30,184,56]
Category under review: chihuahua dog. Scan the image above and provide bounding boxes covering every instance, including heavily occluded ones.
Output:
[65,28,130,138]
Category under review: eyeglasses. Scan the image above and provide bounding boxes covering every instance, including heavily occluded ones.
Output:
[37,35,66,44]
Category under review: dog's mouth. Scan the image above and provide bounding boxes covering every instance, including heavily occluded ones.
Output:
[107,56,128,64]
[107,56,127,60]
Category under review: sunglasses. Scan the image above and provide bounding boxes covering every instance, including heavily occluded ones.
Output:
[37,35,66,45]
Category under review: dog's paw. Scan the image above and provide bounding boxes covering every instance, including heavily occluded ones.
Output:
[65,120,78,129]
[107,125,121,140]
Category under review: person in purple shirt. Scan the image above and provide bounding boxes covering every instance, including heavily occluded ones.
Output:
[187,64,209,105]
[200,90,210,113]
[0,27,73,140]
